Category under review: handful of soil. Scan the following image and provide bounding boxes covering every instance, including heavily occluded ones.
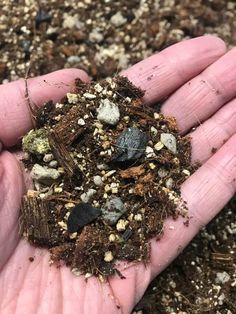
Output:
[20,76,197,278]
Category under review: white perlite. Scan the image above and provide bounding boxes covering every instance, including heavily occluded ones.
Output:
[89,28,104,43]
[160,133,177,154]
[31,164,60,184]
[110,11,127,27]
[215,272,230,284]
[104,251,114,262]
[67,93,79,104]
[80,189,96,203]
[97,99,120,125]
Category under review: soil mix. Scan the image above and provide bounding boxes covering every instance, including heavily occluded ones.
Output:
[20,76,197,278]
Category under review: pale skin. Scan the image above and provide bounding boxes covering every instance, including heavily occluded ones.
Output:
[0,36,236,313]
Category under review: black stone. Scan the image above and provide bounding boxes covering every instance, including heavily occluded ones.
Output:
[67,202,101,233]
[113,127,148,162]
[35,10,52,27]
[122,228,133,241]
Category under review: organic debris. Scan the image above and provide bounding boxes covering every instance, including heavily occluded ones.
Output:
[20,76,198,278]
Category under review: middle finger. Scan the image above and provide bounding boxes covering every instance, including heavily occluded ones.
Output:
[162,48,236,133]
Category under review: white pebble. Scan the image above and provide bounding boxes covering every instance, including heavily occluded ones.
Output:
[83,92,96,99]
[80,189,96,203]
[93,175,103,186]
[78,118,85,126]
[145,146,155,158]
[97,99,120,125]
[31,164,60,184]
[160,133,177,154]
[43,153,54,163]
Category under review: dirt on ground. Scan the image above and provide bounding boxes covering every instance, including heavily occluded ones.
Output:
[0,0,235,313]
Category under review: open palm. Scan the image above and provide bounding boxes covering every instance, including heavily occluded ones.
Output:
[1,36,236,314]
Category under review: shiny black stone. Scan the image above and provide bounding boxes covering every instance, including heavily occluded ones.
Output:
[67,202,101,233]
[113,127,148,162]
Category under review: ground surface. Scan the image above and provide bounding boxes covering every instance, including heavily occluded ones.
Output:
[0,0,235,313]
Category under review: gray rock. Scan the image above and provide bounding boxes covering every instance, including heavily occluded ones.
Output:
[80,189,96,203]
[31,164,60,185]
[101,196,127,225]
[97,99,120,125]
[93,175,103,186]
[113,127,148,162]
[160,133,177,154]
[165,178,174,189]
[215,272,230,284]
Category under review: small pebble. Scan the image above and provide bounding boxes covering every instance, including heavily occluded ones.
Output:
[93,175,103,186]
[101,196,127,225]
[158,168,168,178]
[80,189,96,203]
[97,99,120,125]
[71,268,82,276]
[84,273,93,279]
[165,178,174,189]
[49,160,58,168]
[43,153,54,163]
[67,202,101,233]
[31,164,60,184]
[145,146,155,158]
[182,169,191,176]
[160,133,177,154]
[113,127,148,162]
[83,92,96,99]
[78,118,85,126]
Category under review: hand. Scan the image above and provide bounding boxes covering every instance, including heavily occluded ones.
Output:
[0,36,235,314]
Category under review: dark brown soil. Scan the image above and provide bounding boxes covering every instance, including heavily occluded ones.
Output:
[20,76,197,278]
[1,0,236,312]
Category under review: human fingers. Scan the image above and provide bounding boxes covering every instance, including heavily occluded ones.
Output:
[0,69,89,147]
[191,98,236,162]
[122,36,226,105]
[0,151,25,270]
[162,48,236,133]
